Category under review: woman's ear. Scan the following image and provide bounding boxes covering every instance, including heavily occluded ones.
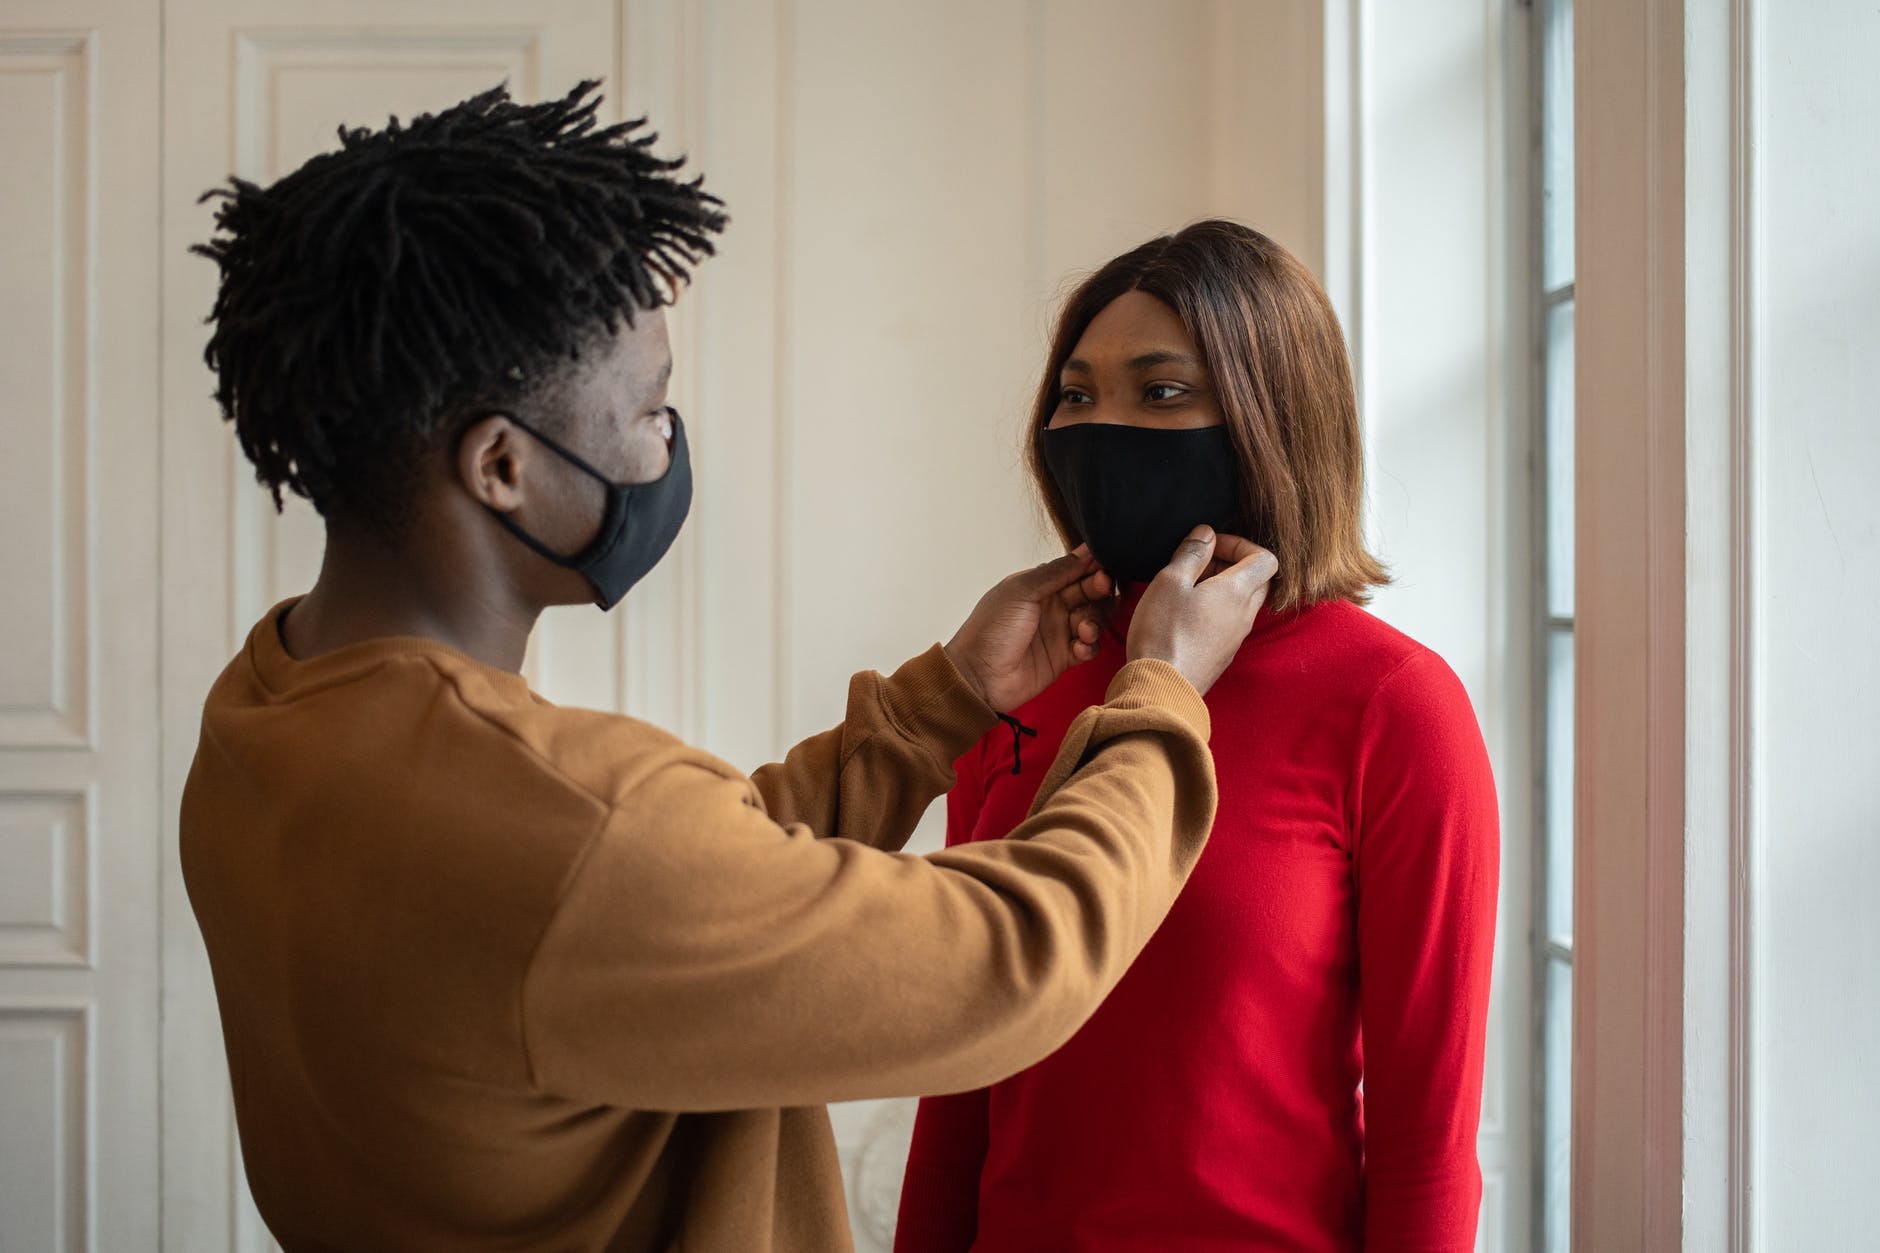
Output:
[456,414,526,511]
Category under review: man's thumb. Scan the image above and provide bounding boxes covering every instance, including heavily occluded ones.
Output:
[1160,526,1218,587]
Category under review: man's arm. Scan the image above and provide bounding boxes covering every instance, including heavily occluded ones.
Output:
[521,658,1214,1111]
[748,547,1113,852]
[747,644,996,851]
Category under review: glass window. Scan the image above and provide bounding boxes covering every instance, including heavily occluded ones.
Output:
[1545,301,1575,623]
[1543,958,1574,1253]
[1534,0,1576,1249]
[1545,628,1574,948]
[1542,0,1575,291]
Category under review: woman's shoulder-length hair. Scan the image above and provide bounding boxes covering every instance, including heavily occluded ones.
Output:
[1024,219,1389,613]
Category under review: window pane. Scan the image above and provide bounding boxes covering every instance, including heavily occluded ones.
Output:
[1543,0,1575,289]
[1543,957,1574,1253]
[1546,627,1575,947]
[1546,299,1575,620]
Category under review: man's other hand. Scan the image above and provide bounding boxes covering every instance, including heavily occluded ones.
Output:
[943,547,1114,713]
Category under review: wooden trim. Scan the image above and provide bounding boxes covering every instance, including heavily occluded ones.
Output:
[1572,0,1688,1248]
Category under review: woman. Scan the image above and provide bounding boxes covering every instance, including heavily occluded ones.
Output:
[895,221,1498,1252]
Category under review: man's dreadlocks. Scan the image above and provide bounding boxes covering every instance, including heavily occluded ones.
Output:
[193,80,728,533]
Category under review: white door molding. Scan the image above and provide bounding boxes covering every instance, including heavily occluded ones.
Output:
[0,2,163,1249]
[1680,1,1759,1249]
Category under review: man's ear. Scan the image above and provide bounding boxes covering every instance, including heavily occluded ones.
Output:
[456,414,526,511]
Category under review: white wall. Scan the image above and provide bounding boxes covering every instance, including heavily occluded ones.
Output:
[1744,2,1880,1243]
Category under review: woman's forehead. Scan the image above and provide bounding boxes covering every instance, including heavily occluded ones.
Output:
[1065,291,1201,373]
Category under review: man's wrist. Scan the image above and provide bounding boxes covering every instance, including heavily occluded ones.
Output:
[880,645,1001,760]
[940,639,992,708]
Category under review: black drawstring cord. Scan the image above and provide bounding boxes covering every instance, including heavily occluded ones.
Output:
[995,713,1038,776]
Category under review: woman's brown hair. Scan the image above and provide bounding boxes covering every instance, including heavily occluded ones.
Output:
[1026,219,1388,612]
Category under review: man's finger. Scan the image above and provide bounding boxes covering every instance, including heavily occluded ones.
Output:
[1011,548,1099,597]
[1207,533,1266,568]
[1157,526,1218,588]
[1058,563,1115,610]
[1214,537,1279,593]
[1069,601,1107,641]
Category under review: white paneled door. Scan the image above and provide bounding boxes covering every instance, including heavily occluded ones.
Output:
[0,2,162,1250]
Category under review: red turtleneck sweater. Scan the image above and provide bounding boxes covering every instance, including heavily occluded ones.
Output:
[896,593,1498,1253]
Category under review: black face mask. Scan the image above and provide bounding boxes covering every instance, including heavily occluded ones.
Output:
[488,408,693,610]
[1042,423,1247,584]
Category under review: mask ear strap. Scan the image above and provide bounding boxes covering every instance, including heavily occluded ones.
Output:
[488,410,616,485]
[489,508,582,569]
[468,411,605,569]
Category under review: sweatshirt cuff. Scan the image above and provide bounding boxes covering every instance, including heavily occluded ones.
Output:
[1102,658,1212,745]
[877,644,1002,761]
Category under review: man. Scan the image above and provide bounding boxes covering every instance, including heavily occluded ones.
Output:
[182,82,1277,1251]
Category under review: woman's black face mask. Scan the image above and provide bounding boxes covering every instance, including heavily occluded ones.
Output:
[1042,422,1247,584]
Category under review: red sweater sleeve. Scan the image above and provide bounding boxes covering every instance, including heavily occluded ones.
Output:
[1352,651,1500,1253]
[895,744,993,1253]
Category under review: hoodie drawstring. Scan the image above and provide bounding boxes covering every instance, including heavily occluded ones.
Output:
[995,713,1038,776]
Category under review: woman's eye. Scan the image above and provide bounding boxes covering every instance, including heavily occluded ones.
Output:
[1058,387,1092,405]
[1145,383,1188,403]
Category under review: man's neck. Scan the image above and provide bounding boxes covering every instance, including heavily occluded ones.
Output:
[279,526,539,673]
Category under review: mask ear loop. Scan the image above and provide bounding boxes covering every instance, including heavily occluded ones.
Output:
[995,712,1038,776]
[477,410,615,569]
[490,410,619,484]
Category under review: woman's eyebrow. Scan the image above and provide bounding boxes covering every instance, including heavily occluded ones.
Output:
[1061,350,1201,377]
[1127,350,1200,371]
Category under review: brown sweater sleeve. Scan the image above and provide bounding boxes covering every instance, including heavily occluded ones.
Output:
[520,659,1215,1112]
[747,645,997,851]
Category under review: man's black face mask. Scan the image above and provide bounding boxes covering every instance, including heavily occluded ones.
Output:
[1042,423,1247,584]
[488,408,693,610]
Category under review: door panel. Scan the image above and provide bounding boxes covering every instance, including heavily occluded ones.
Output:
[0,5,162,1251]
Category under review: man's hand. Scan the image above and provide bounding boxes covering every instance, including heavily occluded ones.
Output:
[1127,527,1279,696]
[944,546,1115,712]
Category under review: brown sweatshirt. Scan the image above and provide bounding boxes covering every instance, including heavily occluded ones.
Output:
[181,600,1217,1252]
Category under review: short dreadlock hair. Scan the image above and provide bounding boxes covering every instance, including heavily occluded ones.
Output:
[193,80,727,533]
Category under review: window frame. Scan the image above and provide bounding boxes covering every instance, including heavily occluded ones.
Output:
[1529,0,1576,1250]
